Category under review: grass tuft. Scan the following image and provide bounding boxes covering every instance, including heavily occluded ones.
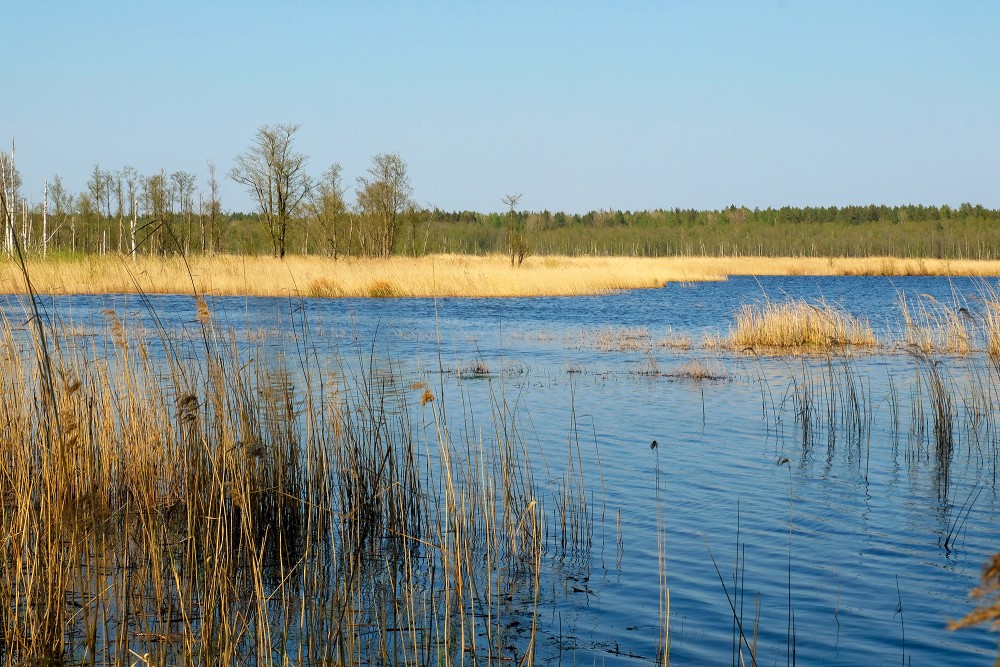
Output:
[367,279,397,297]
[306,277,342,298]
[730,300,877,352]
[667,359,729,380]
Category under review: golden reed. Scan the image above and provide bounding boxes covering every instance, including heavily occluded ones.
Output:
[5,253,1000,298]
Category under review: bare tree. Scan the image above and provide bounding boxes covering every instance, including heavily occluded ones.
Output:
[356,152,412,259]
[87,165,113,254]
[170,170,197,254]
[205,161,221,254]
[0,145,22,255]
[229,123,310,259]
[142,170,168,255]
[48,175,73,252]
[113,170,125,253]
[503,193,527,266]
[76,192,97,253]
[121,166,139,258]
[309,163,347,258]
[42,180,48,256]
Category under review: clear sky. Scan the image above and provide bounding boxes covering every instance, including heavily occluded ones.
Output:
[6,1,999,214]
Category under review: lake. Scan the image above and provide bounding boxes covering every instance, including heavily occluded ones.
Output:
[4,275,998,665]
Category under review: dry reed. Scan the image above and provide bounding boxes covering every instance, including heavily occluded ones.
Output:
[730,300,878,352]
[667,359,729,381]
[8,254,1000,299]
[0,296,590,664]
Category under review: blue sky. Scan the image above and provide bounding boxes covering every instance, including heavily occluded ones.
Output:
[6,1,999,213]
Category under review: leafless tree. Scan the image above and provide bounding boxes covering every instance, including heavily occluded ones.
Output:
[503,193,527,266]
[48,175,73,252]
[170,170,197,254]
[205,161,221,254]
[142,170,168,255]
[121,166,139,258]
[310,163,347,258]
[229,123,310,259]
[0,146,22,255]
[356,152,412,258]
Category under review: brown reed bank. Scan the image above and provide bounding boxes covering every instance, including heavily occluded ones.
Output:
[0,296,613,664]
[5,254,1000,298]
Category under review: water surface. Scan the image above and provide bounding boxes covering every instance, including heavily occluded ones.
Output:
[5,275,998,665]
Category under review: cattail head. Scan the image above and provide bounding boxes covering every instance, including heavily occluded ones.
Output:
[195,295,211,324]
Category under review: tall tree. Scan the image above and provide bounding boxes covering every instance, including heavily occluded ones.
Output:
[356,152,412,259]
[113,170,125,253]
[0,148,22,255]
[142,170,168,254]
[48,175,73,252]
[229,123,310,259]
[309,163,347,258]
[503,193,527,266]
[87,165,113,253]
[170,170,197,254]
[205,161,221,254]
[121,166,139,258]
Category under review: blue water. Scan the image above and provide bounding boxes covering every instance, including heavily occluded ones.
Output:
[5,275,999,665]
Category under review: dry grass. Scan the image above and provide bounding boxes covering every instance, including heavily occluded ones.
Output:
[659,256,1000,278]
[667,359,729,380]
[0,253,720,298]
[949,553,1000,643]
[595,326,652,351]
[729,300,878,352]
[658,327,693,350]
[0,301,568,664]
[7,254,1000,298]
[898,292,976,355]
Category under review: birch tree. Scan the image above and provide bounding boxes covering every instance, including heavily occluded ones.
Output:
[121,166,139,258]
[310,163,347,258]
[356,152,412,259]
[205,161,221,254]
[1,147,22,255]
[229,123,310,259]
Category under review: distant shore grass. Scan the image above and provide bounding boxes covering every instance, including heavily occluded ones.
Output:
[3,253,1000,298]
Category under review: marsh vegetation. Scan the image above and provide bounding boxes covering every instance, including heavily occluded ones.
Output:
[1,272,1000,664]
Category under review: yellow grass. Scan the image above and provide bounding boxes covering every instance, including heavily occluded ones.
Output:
[729,300,878,351]
[3,253,1000,298]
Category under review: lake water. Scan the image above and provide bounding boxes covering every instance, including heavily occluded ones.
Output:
[6,275,999,665]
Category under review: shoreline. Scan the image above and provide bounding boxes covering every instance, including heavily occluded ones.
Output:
[2,253,1000,298]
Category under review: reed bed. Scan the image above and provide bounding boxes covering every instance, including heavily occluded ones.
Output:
[729,300,878,352]
[898,292,976,355]
[0,295,614,665]
[8,254,1000,299]
[0,254,721,299]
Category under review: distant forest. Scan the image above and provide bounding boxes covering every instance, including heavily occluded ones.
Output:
[7,191,1000,261]
[4,138,1000,260]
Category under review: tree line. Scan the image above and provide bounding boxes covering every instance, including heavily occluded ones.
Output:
[5,127,1000,261]
[0,125,420,261]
